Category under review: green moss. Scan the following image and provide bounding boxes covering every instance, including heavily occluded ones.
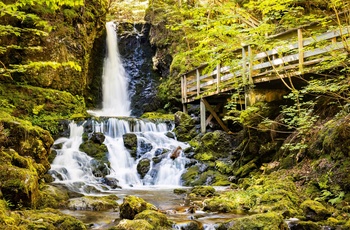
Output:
[68,195,118,211]
[300,200,331,221]
[229,212,288,230]
[190,186,216,197]
[141,112,174,121]
[215,160,234,175]
[112,219,154,230]
[37,185,70,209]
[135,210,173,229]
[119,196,157,220]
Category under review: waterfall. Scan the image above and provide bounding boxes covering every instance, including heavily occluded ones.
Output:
[50,119,190,193]
[88,21,131,117]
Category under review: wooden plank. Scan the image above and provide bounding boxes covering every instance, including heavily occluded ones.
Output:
[202,98,229,132]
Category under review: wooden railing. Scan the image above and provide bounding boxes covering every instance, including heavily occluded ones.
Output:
[181,27,350,103]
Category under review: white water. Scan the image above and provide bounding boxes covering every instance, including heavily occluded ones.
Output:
[88,21,131,117]
[50,119,190,193]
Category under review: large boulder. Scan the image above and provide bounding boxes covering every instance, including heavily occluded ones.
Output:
[300,200,331,221]
[134,210,173,229]
[192,130,234,161]
[137,159,151,179]
[123,133,138,158]
[0,149,41,209]
[119,195,157,220]
[173,111,197,142]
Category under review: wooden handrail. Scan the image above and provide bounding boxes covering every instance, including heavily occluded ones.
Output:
[182,26,350,104]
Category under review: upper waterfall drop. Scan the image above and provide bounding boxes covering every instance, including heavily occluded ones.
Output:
[89,21,131,117]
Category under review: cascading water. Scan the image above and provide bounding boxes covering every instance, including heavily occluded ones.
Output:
[88,21,131,117]
[50,119,190,193]
[50,22,191,193]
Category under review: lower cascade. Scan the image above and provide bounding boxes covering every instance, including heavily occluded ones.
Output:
[49,118,190,193]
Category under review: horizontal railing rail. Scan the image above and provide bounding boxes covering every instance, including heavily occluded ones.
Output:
[181,26,350,103]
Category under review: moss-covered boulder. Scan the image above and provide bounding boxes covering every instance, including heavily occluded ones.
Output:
[0,149,41,209]
[228,212,289,230]
[123,133,138,158]
[120,195,157,220]
[181,166,231,186]
[0,203,86,229]
[113,219,154,230]
[79,135,109,177]
[288,220,321,230]
[67,195,118,211]
[137,159,151,179]
[37,184,70,209]
[300,200,331,221]
[134,210,173,229]
[173,111,197,142]
[0,114,53,174]
[190,186,216,198]
[192,130,234,161]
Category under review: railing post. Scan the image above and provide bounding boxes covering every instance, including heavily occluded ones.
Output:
[196,68,200,96]
[200,98,206,133]
[248,45,253,84]
[242,45,247,85]
[216,63,221,93]
[298,29,304,73]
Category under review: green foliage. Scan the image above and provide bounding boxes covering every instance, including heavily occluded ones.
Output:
[0,0,84,79]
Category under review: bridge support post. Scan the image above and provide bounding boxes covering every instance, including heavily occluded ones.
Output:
[200,99,206,133]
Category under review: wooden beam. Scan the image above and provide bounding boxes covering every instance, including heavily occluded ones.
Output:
[200,99,206,133]
[205,103,223,126]
[216,63,221,93]
[201,98,230,132]
[248,45,253,84]
[298,29,304,73]
[196,69,200,96]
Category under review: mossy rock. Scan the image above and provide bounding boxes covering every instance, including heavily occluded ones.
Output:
[119,195,157,220]
[0,114,53,174]
[193,130,234,161]
[79,140,108,161]
[190,186,216,197]
[173,111,197,142]
[300,200,331,221]
[67,195,118,211]
[37,184,70,209]
[229,212,289,230]
[134,210,173,229]
[288,220,321,230]
[123,133,138,158]
[0,206,86,229]
[112,219,154,230]
[0,149,40,209]
[234,160,258,178]
[181,166,230,186]
[137,159,151,179]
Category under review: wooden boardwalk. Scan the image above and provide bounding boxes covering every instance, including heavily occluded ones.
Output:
[181,26,349,132]
[181,27,350,104]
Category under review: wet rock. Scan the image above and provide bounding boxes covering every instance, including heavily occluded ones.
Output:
[174,188,188,195]
[300,200,331,221]
[67,195,118,211]
[165,131,175,139]
[138,139,153,156]
[229,212,288,230]
[90,132,105,144]
[119,195,157,220]
[174,111,197,142]
[170,146,182,160]
[90,159,109,177]
[174,220,203,230]
[113,219,154,230]
[134,210,173,229]
[79,140,108,161]
[190,186,216,197]
[288,220,320,230]
[123,133,138,158]
[101,177,121,189]
[137,158,151,179]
